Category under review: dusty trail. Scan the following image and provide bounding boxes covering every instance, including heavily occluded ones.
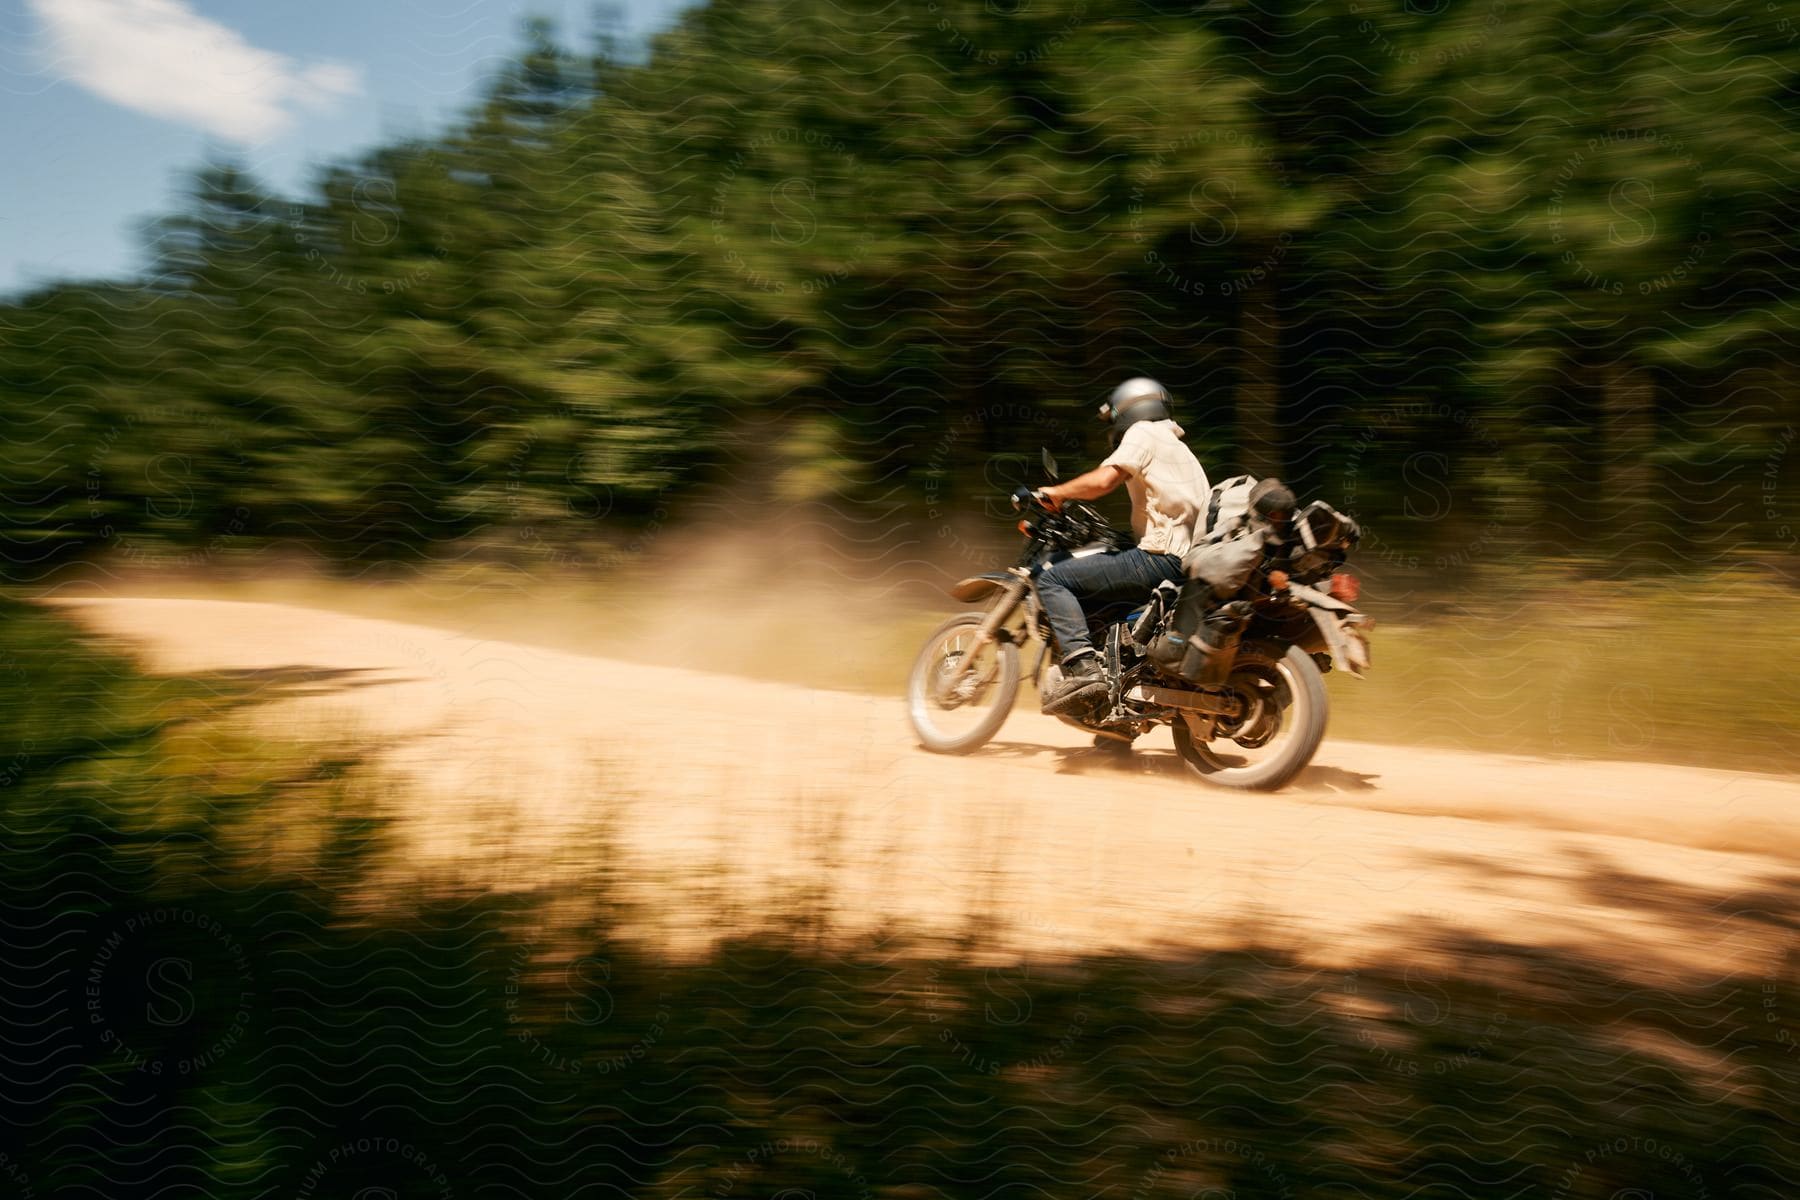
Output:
[54,596,1800,977]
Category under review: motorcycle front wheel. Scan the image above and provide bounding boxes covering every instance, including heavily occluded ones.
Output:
[907,613,1020,754]
[1171,641,1328,792]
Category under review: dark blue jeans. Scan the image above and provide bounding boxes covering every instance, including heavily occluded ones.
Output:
[1036,548,1184,661]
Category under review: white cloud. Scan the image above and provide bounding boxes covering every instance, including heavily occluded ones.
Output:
[30,0,364,142]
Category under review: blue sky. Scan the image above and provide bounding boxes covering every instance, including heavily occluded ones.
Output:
[0,0,695,297]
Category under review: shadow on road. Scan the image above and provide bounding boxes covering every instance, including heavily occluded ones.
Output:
[1292,763,1383,792]
[6,750,1794,1199]
[973,736,1195,779]
[6,600,1794,1200]
[195,663,403,707]
[970,739,1387,795]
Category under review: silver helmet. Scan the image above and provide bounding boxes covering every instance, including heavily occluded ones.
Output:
[1099,377,1171,445]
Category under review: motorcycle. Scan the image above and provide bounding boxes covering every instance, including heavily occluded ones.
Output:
[905,450,1373,791]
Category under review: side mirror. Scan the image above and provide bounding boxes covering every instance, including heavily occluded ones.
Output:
[1041,448,1060,480]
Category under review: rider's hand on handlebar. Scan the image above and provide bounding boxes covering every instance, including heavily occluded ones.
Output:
[1034,487,1064,513]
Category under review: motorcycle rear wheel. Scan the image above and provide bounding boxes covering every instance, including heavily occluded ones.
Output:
[1170,641,1327,792]
[907,613,1021,754]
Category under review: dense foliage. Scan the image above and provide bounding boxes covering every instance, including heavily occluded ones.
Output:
[4,0,1799,574]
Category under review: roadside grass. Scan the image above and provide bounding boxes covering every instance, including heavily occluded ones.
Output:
[3,600,1799,1199]
[27,558,1800,773]
[1328,569,1800,775]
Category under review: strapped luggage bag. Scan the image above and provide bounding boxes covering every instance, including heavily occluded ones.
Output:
[1145,475,1294,686]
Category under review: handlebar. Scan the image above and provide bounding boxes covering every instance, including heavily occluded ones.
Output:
[1009,487,1127,554]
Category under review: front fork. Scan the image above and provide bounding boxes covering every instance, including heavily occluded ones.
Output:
[950,569,1031,689]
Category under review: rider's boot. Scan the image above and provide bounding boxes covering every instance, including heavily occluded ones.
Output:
[1043,650,1108,716]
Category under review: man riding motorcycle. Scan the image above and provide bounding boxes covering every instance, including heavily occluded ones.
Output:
[1034,377,1210,715]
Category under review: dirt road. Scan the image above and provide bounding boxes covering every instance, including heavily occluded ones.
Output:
[53,596,1800,977]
